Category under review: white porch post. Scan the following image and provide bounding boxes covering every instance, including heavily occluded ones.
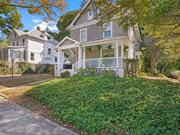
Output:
[78,46,82,68]
[99,47,102,67]
[59,50,64,72]
[120,41,124,67]
[8,49,11,62]
[83,46,86,68]
[115,42,119,68]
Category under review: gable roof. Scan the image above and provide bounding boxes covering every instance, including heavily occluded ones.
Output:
[57,36,80,46]
[56,36,80,50]
[67,0,92,30]
[14,29,25,36]
[12,28,58,44]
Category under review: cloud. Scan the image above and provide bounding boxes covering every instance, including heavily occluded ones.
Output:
[32,19,43,24]
[34,21,58,33]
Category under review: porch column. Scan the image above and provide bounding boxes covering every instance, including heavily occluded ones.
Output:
[83,46,86,68]
[115,42,119,68]
[78,46,82,68]
[59,50,64,71]
[120,41,124,67]
[8,49,11,62]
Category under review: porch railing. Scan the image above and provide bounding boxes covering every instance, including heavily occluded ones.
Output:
[63,57,123,73]
[85,57,122,69]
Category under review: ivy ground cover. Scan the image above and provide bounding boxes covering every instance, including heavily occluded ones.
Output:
[27,76,180,135]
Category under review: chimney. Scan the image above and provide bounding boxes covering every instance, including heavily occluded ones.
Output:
[37,26,41,31]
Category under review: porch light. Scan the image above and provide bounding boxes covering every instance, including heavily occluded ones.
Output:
[108,45,112,49]
[88,47,92,52]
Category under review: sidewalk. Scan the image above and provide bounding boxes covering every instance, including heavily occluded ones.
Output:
[0,96,79,135]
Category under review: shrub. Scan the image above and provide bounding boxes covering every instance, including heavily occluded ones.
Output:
[0,61,11,74]
[60,71,70,77]
[36,64,54,75]
[78,68,116,77]
[23,67,35,74]
[18,62,31,73]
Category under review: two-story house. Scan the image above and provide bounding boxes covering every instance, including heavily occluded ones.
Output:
[55,0,141,77]
[0,27,58,67]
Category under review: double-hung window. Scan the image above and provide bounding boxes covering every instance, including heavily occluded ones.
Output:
[80,28,87,42]
[48,48,51,55]
[88,11,93,20]
[30,53,34,60]
[103,22,112,38]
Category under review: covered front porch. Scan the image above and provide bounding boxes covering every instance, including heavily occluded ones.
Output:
[56,37,134,77]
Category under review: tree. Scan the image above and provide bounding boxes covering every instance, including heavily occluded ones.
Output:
[0,6,22,36]
[0,0,67,36]
[95,0,180,58]
[50,10,79,41]
[0,0,67,20]
[0,40,8,48]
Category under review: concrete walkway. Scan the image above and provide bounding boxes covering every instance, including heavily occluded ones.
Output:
[0,96,79,135]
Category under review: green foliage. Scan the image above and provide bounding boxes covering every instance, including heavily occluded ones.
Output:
[95,0,180,59]
[0,5,22,36]
[23,67,34,74]
[0,61,11,74]
[0,40,8,48]
[27,76,180,135]
[50,10,79,41]
[78,68,116,77]
[36,64,54,75]
[60,71,70,77]
[18,62,31,73]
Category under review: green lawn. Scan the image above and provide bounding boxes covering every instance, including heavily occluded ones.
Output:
[27,75,180,135]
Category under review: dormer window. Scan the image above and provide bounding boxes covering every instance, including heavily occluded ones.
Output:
[88,9,100,20]
[40,35,44,38]
[23,39,25,45]
[47,36,51,40]
[88,11,93,20]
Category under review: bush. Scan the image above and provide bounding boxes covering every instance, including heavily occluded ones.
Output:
[35,64,54,75]
[60,71,70,77]
[18,62,31,73]
[0,61,11,74]
[23,67,35,74]
[78,68,116,77]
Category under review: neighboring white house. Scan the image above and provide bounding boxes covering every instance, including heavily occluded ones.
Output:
[55,0,141,77]
[0,27,58,66]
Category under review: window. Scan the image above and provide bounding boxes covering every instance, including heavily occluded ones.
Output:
[47,36,51,40]
[13,42,14,46]
[40,35,44,38]
[23,39,25,45]
[88,11,94,20]
[80,28,87,42]
[30,53,34,60]
[55,57,57,62]
[48,48,51,55]
[16,41,18,46]
[103,22,112,38]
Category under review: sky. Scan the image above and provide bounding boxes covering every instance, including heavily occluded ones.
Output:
[18,0,82,33]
